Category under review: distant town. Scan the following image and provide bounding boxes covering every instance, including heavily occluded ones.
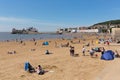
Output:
[56,23,120,34]
[11,20,120,35]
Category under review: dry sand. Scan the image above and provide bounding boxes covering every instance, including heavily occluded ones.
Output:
[0,35,120,80]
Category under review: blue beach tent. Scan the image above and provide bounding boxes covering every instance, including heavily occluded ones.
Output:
[101,50,114,60]
[43,41,49,45]
[24,62,35,73]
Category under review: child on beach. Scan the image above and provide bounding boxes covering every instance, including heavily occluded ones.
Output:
[82,46,85,56]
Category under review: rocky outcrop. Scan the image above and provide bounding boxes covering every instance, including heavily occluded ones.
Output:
[11,27,39,34]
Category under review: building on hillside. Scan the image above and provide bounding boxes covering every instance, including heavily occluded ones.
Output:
[112,28,120,40]
[56,27,78,33]
[77,29,99,33]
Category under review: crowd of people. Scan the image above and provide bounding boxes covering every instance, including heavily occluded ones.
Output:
[22,37,120,76]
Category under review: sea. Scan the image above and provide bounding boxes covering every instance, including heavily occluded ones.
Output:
[0,32,72,41]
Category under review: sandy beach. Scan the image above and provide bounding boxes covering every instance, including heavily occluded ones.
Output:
[0,34,120,80]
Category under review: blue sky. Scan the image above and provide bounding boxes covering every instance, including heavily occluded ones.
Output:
[0,0,120,32]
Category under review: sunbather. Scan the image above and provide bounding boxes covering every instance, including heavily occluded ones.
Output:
[114,50,120,58]
[45,50,50,54]
[36,65,45,75]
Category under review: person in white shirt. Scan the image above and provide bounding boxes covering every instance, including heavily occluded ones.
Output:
[82,46,85,56]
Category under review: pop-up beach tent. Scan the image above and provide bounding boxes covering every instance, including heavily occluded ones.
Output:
[42,41,49,45]
[24,62,35,73]
[101,50,114,60]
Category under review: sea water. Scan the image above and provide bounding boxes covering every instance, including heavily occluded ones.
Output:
[0,32,71,41]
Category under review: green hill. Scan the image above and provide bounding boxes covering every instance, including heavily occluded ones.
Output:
[94,19,120,25]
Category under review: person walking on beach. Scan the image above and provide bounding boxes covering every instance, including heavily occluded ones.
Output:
[89,48,95,57]
[82,46,85,56]
[70,46,74,56]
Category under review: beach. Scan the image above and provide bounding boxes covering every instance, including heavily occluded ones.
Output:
[0,33,120,80]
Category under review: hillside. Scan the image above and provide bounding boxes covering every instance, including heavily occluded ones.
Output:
[93,19,120,25]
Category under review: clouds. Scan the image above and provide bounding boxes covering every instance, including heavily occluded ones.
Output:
[0,16,66,32]
[0,16,90,32]
[0,17,28,22]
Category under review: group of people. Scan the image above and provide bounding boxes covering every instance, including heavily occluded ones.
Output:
[25,62,45,75]
[7,50,16,54]
[69,46,99,58]
[82,46,96,57]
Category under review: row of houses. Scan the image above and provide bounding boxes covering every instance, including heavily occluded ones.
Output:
[56,27,99,34]
[56,24,120,34]
[57,26,120,40]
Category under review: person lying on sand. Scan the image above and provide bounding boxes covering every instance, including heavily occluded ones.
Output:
[7,50,16,54]
[31,49,36,51]
[35,65,45,75]
[114,50,120,58]
[61,42,69,47]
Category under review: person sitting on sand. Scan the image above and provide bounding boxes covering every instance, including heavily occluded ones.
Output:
[13,51,16,54]
[45,50,50,55]
[31,49,36,51]
[101,47,105,55]
[36,65,45,75]
[106,41,110,46]
[91,40,94,45]
[66,42,69,47]
[34,42,37,45]
[61,42,69,47]
[8,50,16,54]
[8,51,13,54]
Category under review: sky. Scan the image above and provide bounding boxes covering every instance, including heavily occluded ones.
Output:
[0,0,120,32]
